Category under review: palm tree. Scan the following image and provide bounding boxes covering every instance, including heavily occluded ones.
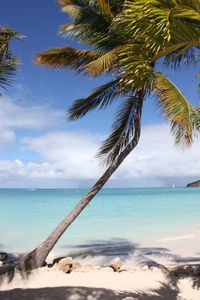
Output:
[17,0,199,271]
[0,26,21,94]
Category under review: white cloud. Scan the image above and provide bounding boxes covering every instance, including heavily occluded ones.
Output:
[21,131,102,179]
[0,131,102,182]
[0,97,64,129]
[0,123,199,187]
[0,128,16,146]
[117,124,200,179]
[22,131,102,163]
[0,97,63,146]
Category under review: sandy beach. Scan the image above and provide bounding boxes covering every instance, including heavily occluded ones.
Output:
[1,191,200,299]
[1,234,200,300]
[0,264,200,300]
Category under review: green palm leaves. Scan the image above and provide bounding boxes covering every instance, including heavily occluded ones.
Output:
[35,0,200,165]
[97,95,141,164]
[67,79,121,120]
[116,1,200,67]
[0,26,21,94]
[154,73,198,146]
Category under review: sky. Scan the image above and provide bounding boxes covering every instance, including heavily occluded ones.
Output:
[0,0,200,188]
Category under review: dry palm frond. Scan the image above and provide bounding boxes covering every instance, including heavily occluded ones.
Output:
[35,46,102,72]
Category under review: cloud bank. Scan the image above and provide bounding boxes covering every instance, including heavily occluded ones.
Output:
[0,96,199,187]
[0,97,63,146]
[1,128,200,187]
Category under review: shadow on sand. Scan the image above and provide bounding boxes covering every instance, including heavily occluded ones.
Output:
[1,239,200,299]
[0,284,179,300]
[60,238,200,267]
[2,239,200,269]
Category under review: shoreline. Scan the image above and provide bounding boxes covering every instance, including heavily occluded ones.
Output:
[1,196,200,298]
[1,234,200,299]
[2,223,200,269]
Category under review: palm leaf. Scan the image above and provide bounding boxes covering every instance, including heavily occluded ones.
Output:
[0,62,18,93]
[152,41,199,63]
[117,43,155,95]
[0,26,21,94]
[97,95,141,164]
[35,46,102,72]
[67,79,121,120]
[59,0,111,28]
[84,49,118,76]
[163,47,197,70]
[60,22,118,51]
[152,41,198,70]
[119,0,200,54]
[98,0,113,22]
[154,72,198,146]
[58,0,122,50]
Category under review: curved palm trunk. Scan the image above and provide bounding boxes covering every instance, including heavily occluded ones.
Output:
[17,95,144,272]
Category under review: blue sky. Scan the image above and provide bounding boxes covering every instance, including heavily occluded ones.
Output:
[0,0,200,188]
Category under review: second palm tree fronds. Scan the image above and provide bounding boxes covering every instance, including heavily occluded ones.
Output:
[0,26,21,94]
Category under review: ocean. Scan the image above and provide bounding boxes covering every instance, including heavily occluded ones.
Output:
[1,188,200,261]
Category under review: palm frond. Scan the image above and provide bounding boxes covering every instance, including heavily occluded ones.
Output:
[163,47,197,69]
[84,49,118,76]
[98,0,113,22]
[117,43,156,95]
[35,46,102,72]
[59,0,111,28]
[118,0,200,55]
[175,0,200,12]
[154,72,198,146]
[61,23,121,51]
[0,26,21,93]
[0,26,22,43]
[97,95,141,164]
[152,41,199,62]
[58,0,123,50]
[152,41,199,69]
[67,79,122,120]
[0,61,18,93]
[196,105,200,129]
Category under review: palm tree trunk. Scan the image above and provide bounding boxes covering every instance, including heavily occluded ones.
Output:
[17,95,144,272]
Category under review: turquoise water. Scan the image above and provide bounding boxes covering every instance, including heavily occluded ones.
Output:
[0,188,200,255]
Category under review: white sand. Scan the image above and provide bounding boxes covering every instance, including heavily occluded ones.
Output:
[0,267,166,293]
[139,226,200,268]
[178,278,200,300]
[1,226,200,298]
[1,267,200,299]
[158,233,200,259]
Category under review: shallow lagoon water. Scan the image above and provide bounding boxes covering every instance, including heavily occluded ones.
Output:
[0,188,200,257]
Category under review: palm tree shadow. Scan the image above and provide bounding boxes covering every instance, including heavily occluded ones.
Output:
[1,238,200,289]
[0,253,25,284]
[60,238,169,261]
[58,238,200,267]
[0,283,179,300]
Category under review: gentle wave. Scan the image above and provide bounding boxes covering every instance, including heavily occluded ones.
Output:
[158,234,200,242]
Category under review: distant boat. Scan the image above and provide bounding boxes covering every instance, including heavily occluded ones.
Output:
[172,184,175,189]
